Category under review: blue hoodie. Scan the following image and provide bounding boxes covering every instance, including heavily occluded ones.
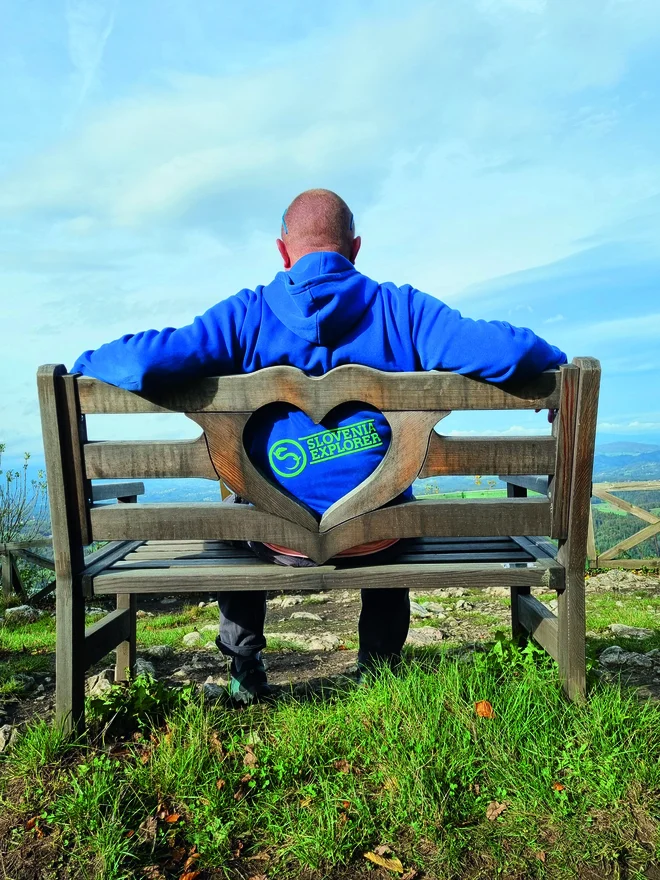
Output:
[74,252,566,516]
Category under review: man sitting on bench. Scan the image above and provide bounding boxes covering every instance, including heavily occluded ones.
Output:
[73,189,566,702]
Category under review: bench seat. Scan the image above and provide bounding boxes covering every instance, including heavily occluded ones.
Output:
[88,536,563,594]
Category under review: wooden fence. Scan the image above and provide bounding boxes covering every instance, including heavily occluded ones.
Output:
[588,480,660,569]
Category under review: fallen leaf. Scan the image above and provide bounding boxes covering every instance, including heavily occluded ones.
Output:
[486,801,509,821]
[535,851,546,863]
[142,867,165,880]
[364,851,404,873]
[169,846,186,864]
[209,730,225,757]
[216,778,226,790]
[25,817,38,831]
[126,829,135,839]
[334,759,351,773]
[342,800,350,809]
[338,812,348,825]
[140,749,152,764]
[138,815,158,845]
[383,776,398,791]
[300,796,312,807]
[179,871,201,880]
[552,781,565,792]
[182,851,200,871]
[374,844,393,856]
[243,745,258,768]
[165,813,181,824]
[401,871,419,880]
[233,840,244,858]
[474,700,495,719]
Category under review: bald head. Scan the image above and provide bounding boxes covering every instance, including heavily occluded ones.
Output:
[277,189,361,269]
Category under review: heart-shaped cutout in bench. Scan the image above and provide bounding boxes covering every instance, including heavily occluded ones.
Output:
[188,404,449,535]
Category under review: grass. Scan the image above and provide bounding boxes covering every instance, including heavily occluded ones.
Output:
[1,643,659,880]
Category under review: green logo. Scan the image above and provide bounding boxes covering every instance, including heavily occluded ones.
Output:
[268,439,307,478]
[267,419,383,479]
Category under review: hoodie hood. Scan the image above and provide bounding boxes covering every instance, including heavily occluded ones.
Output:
[262,251,379,346]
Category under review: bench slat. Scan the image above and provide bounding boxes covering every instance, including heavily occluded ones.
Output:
[77,366,561,415]
[92,560,559,594]
[89,498,552,564]
[421,436,555,478]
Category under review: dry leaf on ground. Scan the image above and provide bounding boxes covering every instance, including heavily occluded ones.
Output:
[138,815,158,845]
[179,871,201,880]
[486,800,509,821]
[300,796,312,807]
[216,778,226,790]
[244,745,258,768]
[474,700,495,718]
[552,781,565,791]
[334,759,351,773]
[364,851,404,873]
[535,851,547,862]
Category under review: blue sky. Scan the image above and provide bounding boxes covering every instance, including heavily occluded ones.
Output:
[1,0,658,464]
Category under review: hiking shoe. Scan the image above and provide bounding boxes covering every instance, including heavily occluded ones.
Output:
[229,656,273,705]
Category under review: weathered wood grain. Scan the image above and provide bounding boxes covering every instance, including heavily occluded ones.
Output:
[84,608,131,669]
[37,365,87,732]
[550,364,579,539]
[77,366,561,415]
[556,358,600,701]
[320,411,448,530]
[517,593,559,661]
[84,436,218,481]
[92,560,558,594]
[89,497,552,563]
[189,412,319,530]
[115,594,136,682]
[420,435,555,477]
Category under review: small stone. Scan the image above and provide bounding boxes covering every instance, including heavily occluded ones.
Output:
[182,631,202,647]
[200,624,219,634]
[599,646,653,669]
[306,593,330,604]
[141,644,174,661]
[290,611,323,621]
[0,725,18,753]
[456,600,475,611]
[608,624,654,639]
[136,610,154,619]
[406,627,445,646]
[281,596,305,608]
[12,673,35,692]
[5,605,42,623]
[86,607,105,616]
[160,597,178,605]
[204,674,228,687]
[615,601,624,608]
[201,641,219,653]
[269,631,340,651]
[410,601,432,619]
[134,658,156,678]
[202,683,226,700]
[424,603,446,614]
[485,587,510,597]
[86,668,115,697]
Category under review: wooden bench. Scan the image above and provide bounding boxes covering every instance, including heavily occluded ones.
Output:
[37,358,600,731]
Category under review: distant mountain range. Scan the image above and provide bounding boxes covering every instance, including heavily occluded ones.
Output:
[592,442,660,482]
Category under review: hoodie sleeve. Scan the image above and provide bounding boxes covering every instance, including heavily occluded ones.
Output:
[72,291,252,391]
[408,288,567,382]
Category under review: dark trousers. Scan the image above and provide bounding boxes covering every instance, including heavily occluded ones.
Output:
[217,541,410,668]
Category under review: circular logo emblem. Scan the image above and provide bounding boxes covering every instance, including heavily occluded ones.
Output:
[268,439,307,478]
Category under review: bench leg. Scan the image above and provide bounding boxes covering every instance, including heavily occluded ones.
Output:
[557,572,586,701]
[115,594,136,682]
[55,575,86,734]
[510,585,531,645]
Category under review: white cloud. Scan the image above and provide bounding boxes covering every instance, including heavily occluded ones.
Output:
[544,314,564,324]
[66,0,118,106]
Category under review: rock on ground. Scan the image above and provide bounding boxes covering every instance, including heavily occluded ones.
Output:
[290,611,323,621]
[586,570,659,593]
[0,725,18,753]
[135,658,156,678]
[86,668,115,697]
[410,601,432,619]
[182,631,202,647]
[406,627,445,646]
[608,623,654,639]
[202,682,226,700]
[269,631,341,651]
[599,646,657,669]
[5,605,42,623]
[141,644,174,661]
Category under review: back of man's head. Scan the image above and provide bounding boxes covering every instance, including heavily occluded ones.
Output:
[277,189,360,268]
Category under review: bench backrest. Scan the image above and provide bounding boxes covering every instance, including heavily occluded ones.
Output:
[37,360,600,565]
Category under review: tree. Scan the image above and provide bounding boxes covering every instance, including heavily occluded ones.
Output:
[0,444,49,543]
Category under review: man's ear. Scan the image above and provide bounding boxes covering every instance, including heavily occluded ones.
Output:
[276,238,291,269]
[350,235,362,264]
